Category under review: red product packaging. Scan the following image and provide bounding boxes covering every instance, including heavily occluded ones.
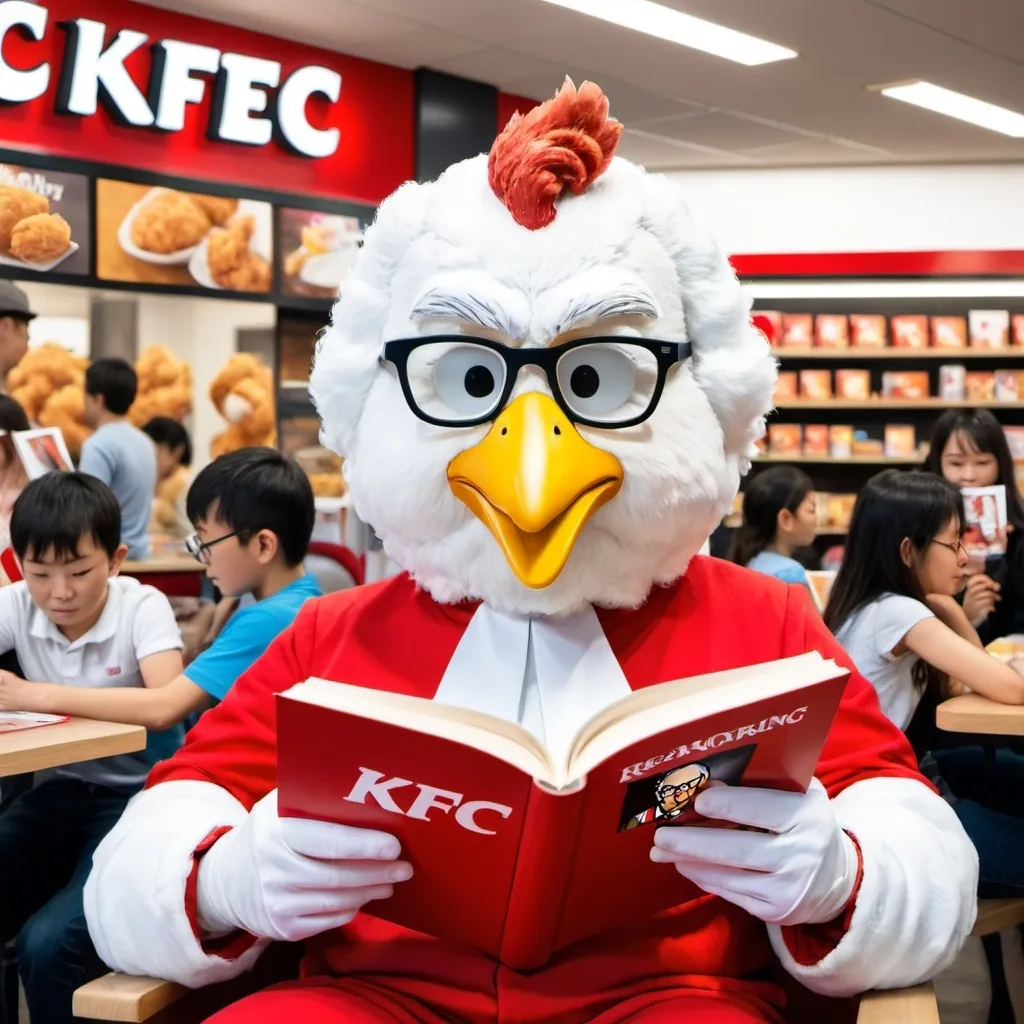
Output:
[815,315,849,348]
[803,425,829,456]
[930,317,967,348]
[849,315,887,348]
[835,369,870,400]
[891,316,929,348]
[780,314,814,348]
[799,370,832,400]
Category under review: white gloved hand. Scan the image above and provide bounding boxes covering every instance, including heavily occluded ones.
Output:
[650,778,858,927]
[196,789,411,942]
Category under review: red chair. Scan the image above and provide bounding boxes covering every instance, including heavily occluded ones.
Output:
[306,541,364,586]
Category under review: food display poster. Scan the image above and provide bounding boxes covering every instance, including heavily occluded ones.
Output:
[95,180,273,295]
[277,205,374,300]
[0,165,90,275]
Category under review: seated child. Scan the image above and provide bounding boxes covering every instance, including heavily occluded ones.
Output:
[730,465,816,588]
[825,469,1024,897]
[0,447,322,733]
[142,416,193,540]
[0,472,184,1024]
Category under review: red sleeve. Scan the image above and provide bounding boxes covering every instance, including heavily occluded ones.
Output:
[781,584,933,798]
[146,597,321,809]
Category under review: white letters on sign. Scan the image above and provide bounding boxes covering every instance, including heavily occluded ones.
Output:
[0,1,49,103]
[344,767,514,837]
[0,1,342,158]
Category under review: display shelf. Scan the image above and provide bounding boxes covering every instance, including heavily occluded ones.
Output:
[772,347,1024,360]
[775,399,1024,410]
[754,455,922,465]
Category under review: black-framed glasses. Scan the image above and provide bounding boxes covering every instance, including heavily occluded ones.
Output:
[929,538,967,557]
[657,779,705,798]
[380,335,691,430]
[185,530,245,564]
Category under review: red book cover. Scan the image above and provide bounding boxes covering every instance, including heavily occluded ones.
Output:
[276,654,849,970]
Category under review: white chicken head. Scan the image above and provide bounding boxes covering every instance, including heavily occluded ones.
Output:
[311,78,776,616]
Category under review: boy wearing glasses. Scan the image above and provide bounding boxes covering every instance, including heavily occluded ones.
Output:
[0,472,183,1024]
[0,447,320,736]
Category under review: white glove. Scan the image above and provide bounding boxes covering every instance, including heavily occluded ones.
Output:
[196,789,412,942]
[650,778,858,927]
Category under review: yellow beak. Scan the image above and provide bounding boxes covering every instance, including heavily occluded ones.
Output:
[447,392,623,589]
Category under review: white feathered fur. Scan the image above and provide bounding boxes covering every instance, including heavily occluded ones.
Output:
[311,155,776,616]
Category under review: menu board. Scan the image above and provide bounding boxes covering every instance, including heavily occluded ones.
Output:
[277,205,372,300]
[0,163,90,275]
[96,180,273,294]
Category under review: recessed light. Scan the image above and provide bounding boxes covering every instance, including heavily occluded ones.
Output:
[536,0,797,67]
[875,80,1024,138]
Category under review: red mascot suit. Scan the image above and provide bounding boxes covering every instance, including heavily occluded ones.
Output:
[85,79,977,1024]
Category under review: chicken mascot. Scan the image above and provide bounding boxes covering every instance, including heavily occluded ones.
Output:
[86,80,976,1024]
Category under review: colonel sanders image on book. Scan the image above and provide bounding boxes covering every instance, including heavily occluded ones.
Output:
[625,763,710,830]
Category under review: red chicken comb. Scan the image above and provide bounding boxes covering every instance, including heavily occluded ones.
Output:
[488,77,623,230]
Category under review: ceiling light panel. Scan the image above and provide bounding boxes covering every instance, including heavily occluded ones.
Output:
[877,81,1024,138]
[536,0,797,66]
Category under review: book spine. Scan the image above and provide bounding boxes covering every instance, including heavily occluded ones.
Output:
[498,781,585,970]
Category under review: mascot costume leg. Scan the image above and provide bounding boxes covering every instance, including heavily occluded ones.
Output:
[85,78,977,1023]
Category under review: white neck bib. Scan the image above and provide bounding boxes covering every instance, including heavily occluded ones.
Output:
[432,603,633,766]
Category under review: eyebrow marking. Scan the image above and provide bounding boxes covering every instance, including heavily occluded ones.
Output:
[555,291,659,334]
[410,285,527,339]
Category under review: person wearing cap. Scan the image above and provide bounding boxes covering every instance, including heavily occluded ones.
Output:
[0,280,34,388]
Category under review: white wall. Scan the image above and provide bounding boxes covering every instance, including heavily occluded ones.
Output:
[665,164,1024,255]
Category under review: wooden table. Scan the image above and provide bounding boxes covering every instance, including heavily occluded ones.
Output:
[936,693,1024,736]
[0,717,146,777]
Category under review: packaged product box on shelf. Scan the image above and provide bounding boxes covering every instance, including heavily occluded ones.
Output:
[799,369,832,400]
[803,425,829,457]
[828,494,857,531]
[768,423,802,456]
[815,314,849,348]
[852,430,884,458]
[939,365,966,401]
[1003,426,1024,492]
[930,316,968,348]
[882,371,930,399]
[773,371,798,401]
[994,370,1020,402]
[849,314,887,348]
[965,371,996,402]
[1012,315,1024,348]
[780,314,814,348]
[829,425,854,459]
[752,311,782,346]
[891,315,929,348]
[814,491,831,529]
[969,310,1010,348]
[884,425,917,458]
[835,369,870,400]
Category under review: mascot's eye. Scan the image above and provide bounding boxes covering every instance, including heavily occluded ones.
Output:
[557,342,656,422]
[427,343,507,419]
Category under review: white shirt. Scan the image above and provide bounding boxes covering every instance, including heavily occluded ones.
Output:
[835,594,934,731]
[0,576,183,789]
[431,603,632,767]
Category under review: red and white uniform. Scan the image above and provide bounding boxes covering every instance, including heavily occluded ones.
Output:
[85,559,976,1023]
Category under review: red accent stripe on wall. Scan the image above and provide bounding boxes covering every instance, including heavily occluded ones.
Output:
[496,92,540,132]
[730,250,1024,278]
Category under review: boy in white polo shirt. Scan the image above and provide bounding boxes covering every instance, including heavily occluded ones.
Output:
[0,472,183,1024]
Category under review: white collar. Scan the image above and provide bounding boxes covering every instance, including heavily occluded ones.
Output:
[432,603,632,767]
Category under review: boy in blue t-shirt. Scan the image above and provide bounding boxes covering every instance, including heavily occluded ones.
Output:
[0,447,322,731]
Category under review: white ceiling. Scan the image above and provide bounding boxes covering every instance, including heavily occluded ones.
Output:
[136,0,1024,170]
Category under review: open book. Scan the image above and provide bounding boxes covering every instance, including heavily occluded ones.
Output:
[276,651,849,969]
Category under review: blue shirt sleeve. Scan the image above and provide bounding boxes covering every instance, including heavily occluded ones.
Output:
[183,608,272,701]
[777,563,811,588]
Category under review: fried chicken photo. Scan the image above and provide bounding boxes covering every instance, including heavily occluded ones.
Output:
[0,186,49,251]
[206,215,271,292]
[10,213,72,263]
[190,194,239,226]
[130,190,211,254]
